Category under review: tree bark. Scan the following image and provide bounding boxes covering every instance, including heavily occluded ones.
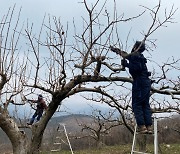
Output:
[0,113,28,154]
[27,98,60,154]
[137,135,147,152]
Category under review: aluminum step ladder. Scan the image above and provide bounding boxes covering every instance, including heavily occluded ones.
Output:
[131,116,158,154]
[51,123,74,154]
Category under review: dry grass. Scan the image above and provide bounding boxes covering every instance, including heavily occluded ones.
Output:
[42,143,180,154]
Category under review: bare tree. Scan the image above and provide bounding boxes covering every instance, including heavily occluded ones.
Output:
[0,0,179,154]
[76,108,121,148]
[0,5,29,154]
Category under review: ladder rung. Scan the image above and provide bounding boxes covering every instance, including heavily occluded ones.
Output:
[54,142,61,145]
[132,150,150,154]
[51,150,60,152]
[136,132,154,135]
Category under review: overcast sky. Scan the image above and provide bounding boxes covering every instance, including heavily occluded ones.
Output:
[1,0,179,117]
[1,0,179,60]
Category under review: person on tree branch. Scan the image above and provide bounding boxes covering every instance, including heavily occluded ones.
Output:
[111,41,153,134]
[27,94,47,125]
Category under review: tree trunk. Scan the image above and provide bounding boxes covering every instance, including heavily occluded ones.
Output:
[137,135,147,152]
[96,140,103,149]
[27,99,60,154]
[0,98,62,154]
[27,123,45,154]
[13,136,28,154]
[0,113,29,154]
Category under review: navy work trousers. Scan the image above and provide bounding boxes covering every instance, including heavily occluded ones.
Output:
[132,77,152,126]
[30,109,43,124]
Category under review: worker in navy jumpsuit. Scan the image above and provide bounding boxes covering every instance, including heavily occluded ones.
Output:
[122,41,152,133]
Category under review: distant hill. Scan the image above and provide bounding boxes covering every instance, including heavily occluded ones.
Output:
[8,100,117,118]
[0,114,93,145]
[54,101,117,117]
[47,114,94,133]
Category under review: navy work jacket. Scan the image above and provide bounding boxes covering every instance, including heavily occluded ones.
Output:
[126,53,151,99]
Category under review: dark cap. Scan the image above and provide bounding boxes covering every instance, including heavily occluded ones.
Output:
[131,41,145,53]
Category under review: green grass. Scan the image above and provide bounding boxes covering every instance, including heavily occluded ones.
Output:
[159,144,180,154]
[41,144,180,154]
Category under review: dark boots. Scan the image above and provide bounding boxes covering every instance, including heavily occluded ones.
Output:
[138,125,153,134]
